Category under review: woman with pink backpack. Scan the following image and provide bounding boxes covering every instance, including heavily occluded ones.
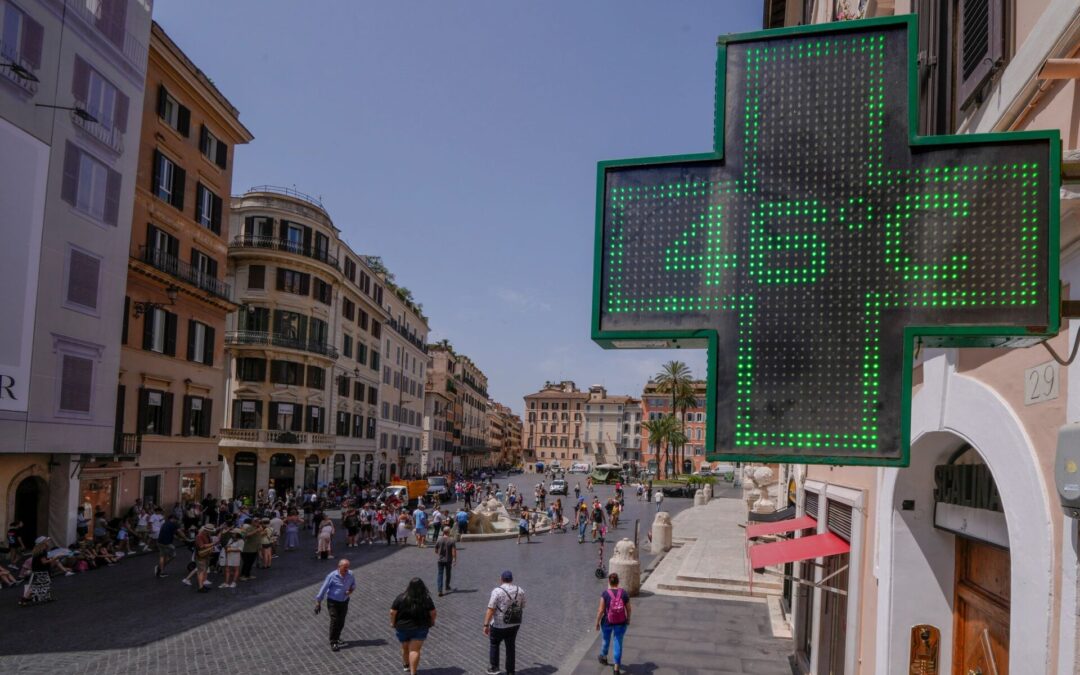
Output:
[594,572,632,673]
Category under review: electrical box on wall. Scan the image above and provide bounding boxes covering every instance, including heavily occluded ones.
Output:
[1055,423,1080,518]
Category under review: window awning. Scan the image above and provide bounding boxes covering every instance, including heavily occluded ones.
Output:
[745,514,817,540]
[748,532,850,570]
[747,504,796,523]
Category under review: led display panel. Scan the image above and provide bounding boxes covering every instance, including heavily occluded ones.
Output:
[593,18,1059,466]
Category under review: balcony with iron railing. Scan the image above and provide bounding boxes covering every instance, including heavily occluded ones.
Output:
[113,432,142,457]
[66,0,147,75]
[71,105,123,154]
[219,428,336,447]
[137,247,232,301]
[246,185,324,209]
[0,41,38,96]
[229,235,339,270]
[388,318,428,352]
[226,330,339,359]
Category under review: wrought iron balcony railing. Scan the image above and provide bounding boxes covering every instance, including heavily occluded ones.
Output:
[225,330,339,359]
[138,247,232,301]
[113,432,142,456]
[219,428,336,447]
[230,235,339,269]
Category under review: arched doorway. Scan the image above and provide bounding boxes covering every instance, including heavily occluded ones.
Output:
[304,455,319,489]
[332,454,345,483]
[349,454,361,483]
[269,453,296,494]
[14,476,47,543]
[364,455,374,482]
[233,452,257,501]
[682,458,692,474]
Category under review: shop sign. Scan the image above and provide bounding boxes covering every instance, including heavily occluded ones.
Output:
[591,17,1059,466]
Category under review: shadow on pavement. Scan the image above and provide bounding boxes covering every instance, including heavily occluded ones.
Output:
[0,530,410,655]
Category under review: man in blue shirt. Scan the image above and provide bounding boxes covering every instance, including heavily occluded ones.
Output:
[315,558,356,651]
[455,507,470,541]
[154,515,179,579]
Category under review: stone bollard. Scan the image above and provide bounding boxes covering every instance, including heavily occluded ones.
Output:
[651,511,672,554]
[702,483,713,502]
[694,489,706,507]
[608,538,641,596]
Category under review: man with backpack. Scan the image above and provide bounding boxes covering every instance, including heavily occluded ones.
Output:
[483,569,525,675]
[594,572,632,673]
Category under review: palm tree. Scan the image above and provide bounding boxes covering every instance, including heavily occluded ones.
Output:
[655,361,692,475]
[667,426,688,477]
[643,416,675,479]
[673,382,698,476]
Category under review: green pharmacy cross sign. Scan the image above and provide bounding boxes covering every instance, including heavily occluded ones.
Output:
[592,16,1060,466]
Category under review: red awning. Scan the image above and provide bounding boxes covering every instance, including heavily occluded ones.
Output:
[745,514,817,539]
[748,532,850,570]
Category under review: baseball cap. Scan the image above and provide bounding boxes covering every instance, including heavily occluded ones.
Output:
[500,570,513,582]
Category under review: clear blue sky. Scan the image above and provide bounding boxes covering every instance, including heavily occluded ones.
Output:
[153,1,762,415]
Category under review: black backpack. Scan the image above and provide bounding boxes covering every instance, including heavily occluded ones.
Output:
[499,587,523,625]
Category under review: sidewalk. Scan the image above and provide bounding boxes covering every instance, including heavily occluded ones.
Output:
[565,485,794,675]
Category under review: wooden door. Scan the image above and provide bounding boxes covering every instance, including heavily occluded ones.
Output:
[952,538,1010,675]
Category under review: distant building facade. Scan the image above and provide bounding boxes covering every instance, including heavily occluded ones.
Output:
[523,381,588,469]
[639,380,707,475]
[376,279,428,479]
[582,385,640,466]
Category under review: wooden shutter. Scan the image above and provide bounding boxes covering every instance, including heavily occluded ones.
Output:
[827,500,853,542]
[114,90,129,133]
[59,354,93,412]
[216,141,228,169]
[248,265,265,289]
[157,84,168,118]
[291,404,303,431]
[804,490,819,519]
[72,56,91,101]
[67,248,100,309]
[199,125,208,153]
[151,149,161,194]
[299,274,310,296]
[61,142,79,205]
[207,257,218,280]
[186,319,196,361]
[268,402,279,429]
[195,184,204,223]
[142,308,154,350]
[20,15,43,70]
[276,268,286,291]
[210,193,222,235]
[302,226,312,255]
[137,387,148,433]
[181,395,192,436]
[172,165,185,210]
[244,216,254,239]
[162,392,174,436]
[957,0,1005,109]
[306,405,315,432]
[201,398,213,436]
[203,326,215,366]
[164,311,177,356]
[103,168,120,226]
[177,105,190,137]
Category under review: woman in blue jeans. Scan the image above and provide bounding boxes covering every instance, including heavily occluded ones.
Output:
[594,572,632,673]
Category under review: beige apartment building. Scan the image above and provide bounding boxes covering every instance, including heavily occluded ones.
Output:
[81,21,251,516]
[427,342,491,472]
[375,276,428,479]
[0,0,152,544]
[222,188,351,496]
[421,386,452,475]
[582,385,640,467]
[757,2,1080,673]
[487,401,523,468]
[523,381,588,469]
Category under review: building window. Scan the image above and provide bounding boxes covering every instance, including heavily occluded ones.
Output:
[358,309,368,331]
[342,298,355,321]
[273,310,307,342]
[352,414,363,437]
[138,388,173,435]
[142,307,177,356]
[306,366,325,389]
[199,124,228,168]
[182,395,211,437]
[64,245,101,313]
[61,142,120,225]
[72,55,128,138]
[247,264,265,289]
[241,306,269,332]
[356,342,367,366]
[157,84,190,136]
[312,277,332,305]
[276,267,310,295]
[371,351,380,371]
[269,402,300,431]
[269,360,304,386]
[343,333,353,359]
[236,357,266,382]
[338,376,350,397]
[371,321,381,339]
[185,320,214,366]
[151,149,185,210]
[367,416,376,439]
[233,399,262,429]
[336,411,349,436]
[0,2,43,75]
[306,405,324,433]
[58,352,94,415]
[353,381,363,401]
[195,183,222,234]
[344,257,356,282]
[190,248,219,288]
[368,385,378,405]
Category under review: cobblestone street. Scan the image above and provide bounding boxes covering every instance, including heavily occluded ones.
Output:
[0,477,691,674]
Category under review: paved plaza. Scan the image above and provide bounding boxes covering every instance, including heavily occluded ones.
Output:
[0,476,719,674]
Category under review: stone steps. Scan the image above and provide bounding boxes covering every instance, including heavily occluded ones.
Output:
[658,575,782,599]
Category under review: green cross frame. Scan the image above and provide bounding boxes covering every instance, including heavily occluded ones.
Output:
[591,16,1061,467]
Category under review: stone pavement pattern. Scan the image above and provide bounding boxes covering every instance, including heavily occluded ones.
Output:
[568,595,792,675]
[0,475,682,674]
